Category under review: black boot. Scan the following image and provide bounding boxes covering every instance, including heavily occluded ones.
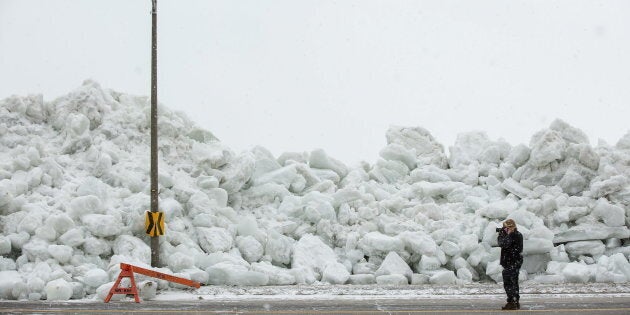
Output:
[502,302,518,310]
[516,301,520,309]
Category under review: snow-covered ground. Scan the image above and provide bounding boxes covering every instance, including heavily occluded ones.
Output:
[0,81,629,301]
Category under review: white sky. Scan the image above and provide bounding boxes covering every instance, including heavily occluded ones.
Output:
[1,0,629,164]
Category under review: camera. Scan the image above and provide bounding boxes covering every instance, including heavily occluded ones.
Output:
[496,227,503,233]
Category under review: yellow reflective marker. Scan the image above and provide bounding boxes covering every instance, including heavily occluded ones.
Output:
[145,211,165,237]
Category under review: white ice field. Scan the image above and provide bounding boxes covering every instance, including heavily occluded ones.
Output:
[0,80,629,301]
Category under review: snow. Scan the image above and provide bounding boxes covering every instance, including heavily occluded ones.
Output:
[0,81,629,301]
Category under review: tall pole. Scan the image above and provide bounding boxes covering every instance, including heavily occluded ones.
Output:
[150,0,159,267]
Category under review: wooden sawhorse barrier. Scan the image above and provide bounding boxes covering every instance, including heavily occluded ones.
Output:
[105,263,201,303]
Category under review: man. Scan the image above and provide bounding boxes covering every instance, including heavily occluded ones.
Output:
[497,219,523,310]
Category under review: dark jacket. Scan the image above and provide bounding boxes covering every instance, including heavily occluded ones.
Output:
[498,229,523,269]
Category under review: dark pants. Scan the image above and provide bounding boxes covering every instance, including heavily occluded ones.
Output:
[502,267,520,303]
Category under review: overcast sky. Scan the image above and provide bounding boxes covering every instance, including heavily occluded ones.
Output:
[1,0,629,164]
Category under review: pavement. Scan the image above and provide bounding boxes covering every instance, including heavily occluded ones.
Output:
[2,283,630,314]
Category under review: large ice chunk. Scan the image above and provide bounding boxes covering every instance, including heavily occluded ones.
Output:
[564,241,605,257]
[0,270,24,300]
[309,149,348,178]
[448,132,509,168]
[386,126,448,168]
[251,261,296,285]
[68,195,104,218]
[292,234,338,283]
[589,175,627,198]
[562,262,590,283]
[197,227,234,254]
[236,236,264,263]
[429,270,457,285]
[206,262,269,286]
[45,278,73,301]
[554,224,630,243]
[112,235,151,264]
[528,130,566,167]
[321,262,350,284]
[374,251,412,283]
[379,143,417,169]
[81,214,122,237]
[265,231,294,265]
[219,151,255,193]
[358,232,405,256]
[592,199,625,227]
[82,268,109,289]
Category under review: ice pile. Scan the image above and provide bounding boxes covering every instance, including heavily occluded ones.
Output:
[1,80,629,301]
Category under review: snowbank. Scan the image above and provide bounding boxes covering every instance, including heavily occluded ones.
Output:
[0,81,629,301]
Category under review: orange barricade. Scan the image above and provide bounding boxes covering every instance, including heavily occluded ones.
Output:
[105,263,200,303]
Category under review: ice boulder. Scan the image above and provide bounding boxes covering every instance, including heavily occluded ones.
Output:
[81,214,122,237]
[592,199,625,227]
[206,262,269,286]
[0,270,24,300]
[374,251,413,283]
[47,213,75,236]
[358,232,405,256]
[197,227,234,254]
[309,149,348,178]
[0,257,16,271]
[553,224,630,243]
[562,262,591,283]
[0,236,11,255]
[507,144,531,168]
[369,159,410,184]
[549,119,589,144]
[448,132,509,168]
[96,281,121,301]
[589,175,627,198]
[418,255,442,271]
[113,235,151,264]
[22,238,51,261]
[68,195,104,218]
[386,126,448,168]
[457,267,474,283]
[45,278,73,300]
[429,270,457,285]
[292,234,339,282]
[476,199,518,219]
[609,253,630,281]
[236,235,264,263]
[523,238,554,255]
[379,143,417,169]
[528,130,566,167]
[251,261,296,285]
[82,268,109,289]
[251,164,302,190]
[166,252,195,272]
[265,231,295,265]
[219,151,255,193]
[564,241,606,257]
[48,244,73,264]
[191,141,231,170]
[322,262,350,284]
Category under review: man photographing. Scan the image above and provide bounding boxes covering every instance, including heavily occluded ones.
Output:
[497,219,523,310]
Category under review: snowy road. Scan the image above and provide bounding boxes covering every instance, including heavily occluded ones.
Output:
[2,293,630,314]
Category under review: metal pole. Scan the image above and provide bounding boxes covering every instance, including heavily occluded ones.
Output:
[150,0,159,267]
